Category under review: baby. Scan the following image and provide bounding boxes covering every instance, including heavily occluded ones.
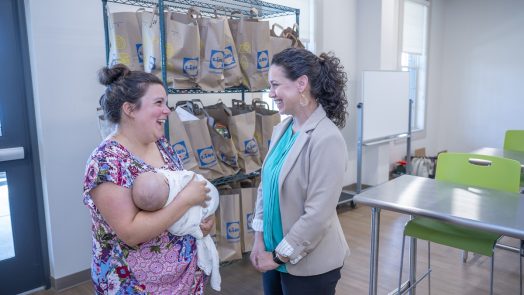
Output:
[132,169,221,291]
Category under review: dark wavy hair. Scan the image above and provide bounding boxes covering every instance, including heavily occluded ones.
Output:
[98,64,164,123]
[271,48,349,128]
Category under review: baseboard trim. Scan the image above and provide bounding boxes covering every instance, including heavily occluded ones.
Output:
[51,269,90,291]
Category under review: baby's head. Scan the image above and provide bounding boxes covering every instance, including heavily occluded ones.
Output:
[132,171,170,211]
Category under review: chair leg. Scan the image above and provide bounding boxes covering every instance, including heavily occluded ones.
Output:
[428,241,431,295]
[490,252,494,295]
[462,250,468,263]
[398,232,407,295]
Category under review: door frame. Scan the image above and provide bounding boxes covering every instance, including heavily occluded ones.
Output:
[15,0,50,289]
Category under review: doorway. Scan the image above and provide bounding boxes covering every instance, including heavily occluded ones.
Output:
[0,0,49,293]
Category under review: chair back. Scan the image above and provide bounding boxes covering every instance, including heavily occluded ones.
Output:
[504,130,524,152]
[435,152,521,193]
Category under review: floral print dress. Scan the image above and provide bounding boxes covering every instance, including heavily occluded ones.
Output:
[83,137,207,294]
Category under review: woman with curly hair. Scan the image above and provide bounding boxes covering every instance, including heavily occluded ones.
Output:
[250,47,350,295]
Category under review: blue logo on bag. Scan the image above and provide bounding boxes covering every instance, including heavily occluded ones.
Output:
[209,50,224,70]
[223,46,236,69]
[183,57,199,77]
[257,50,269,70]
[136,43,143,64]
[246,213,254,232]
[197,146,217,167]
[244,138,259,155]
[173,140,189,161]
[148,56,156,71]
[220,152,238,167]
[226,221,240,240]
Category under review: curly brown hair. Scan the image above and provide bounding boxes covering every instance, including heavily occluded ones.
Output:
[271,48,349,128]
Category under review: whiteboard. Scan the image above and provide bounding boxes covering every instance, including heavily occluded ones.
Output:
[362,71,410,143]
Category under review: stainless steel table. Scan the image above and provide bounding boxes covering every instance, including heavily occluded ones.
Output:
[353,175,524,295]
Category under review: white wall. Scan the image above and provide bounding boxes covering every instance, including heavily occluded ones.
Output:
[314,0,357,186]
[436,0,524,152]
[25,0,105,278]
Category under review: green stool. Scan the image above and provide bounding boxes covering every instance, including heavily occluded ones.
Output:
[397,152,522,295]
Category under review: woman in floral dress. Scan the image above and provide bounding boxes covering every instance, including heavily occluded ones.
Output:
[83,64,213,294]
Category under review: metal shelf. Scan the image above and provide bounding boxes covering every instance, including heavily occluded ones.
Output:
[102,0,296,186]
[167,86,267,95]
[104,0,298,19]
[211,170,260,186]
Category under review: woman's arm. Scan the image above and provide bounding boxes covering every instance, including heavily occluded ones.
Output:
[91,177,208,246]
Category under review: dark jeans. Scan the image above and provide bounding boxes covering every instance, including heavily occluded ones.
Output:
[262,267,342,295]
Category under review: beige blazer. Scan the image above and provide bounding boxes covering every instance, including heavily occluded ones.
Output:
[252,105,350,276]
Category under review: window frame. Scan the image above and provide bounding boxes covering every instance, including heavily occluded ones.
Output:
[399,0,430,132]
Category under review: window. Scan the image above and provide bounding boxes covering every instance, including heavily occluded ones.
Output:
[400,0,429,131]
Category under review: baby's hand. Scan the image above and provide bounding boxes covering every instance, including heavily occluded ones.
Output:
[179,175,209,207]
[201,193,211,208]
[200,215,215,237]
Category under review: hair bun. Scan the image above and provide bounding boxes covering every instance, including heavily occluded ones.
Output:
[98,64,131,86]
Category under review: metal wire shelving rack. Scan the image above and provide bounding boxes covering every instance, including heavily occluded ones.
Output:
[101,0,298,184]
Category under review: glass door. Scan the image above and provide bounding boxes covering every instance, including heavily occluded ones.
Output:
[0,0,48,293]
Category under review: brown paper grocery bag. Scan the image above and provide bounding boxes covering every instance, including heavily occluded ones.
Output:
[142,10,200,89]
[216,190,242,262]
[175,103,225,180]
[205,102,240,177]
[168,109,198,171]
[228,100,262,174]
[141,10,160,75]
[197,17,225,91]
[170,12,200,89]
[269,23,292,58]
[282,24,305,49]
[228,17,271,91]
[108,11,143,70]
[239,187,257,253]
[253,100,281,161]
[222,17,243,88]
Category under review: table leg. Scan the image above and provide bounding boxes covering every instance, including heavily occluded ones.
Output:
[519,240,524,295]
[369,207,381,295]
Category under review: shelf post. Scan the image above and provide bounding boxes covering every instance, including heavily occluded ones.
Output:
[158,0,170,141]
[102,0,110,65]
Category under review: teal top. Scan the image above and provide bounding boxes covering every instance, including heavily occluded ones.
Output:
[262,122,299,273]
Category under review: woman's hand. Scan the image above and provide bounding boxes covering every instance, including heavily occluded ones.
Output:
[200,215,215,236]
[254,251,279,272]
[178,175,209,207]
[250,231,276,272]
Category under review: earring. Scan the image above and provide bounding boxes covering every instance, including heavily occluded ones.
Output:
[299,93,309,107]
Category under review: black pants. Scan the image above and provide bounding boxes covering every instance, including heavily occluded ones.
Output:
[262,267,342,295]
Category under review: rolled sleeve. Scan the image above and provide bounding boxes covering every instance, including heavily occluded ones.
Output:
[276,238,304,264]
[251,218,264,232]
